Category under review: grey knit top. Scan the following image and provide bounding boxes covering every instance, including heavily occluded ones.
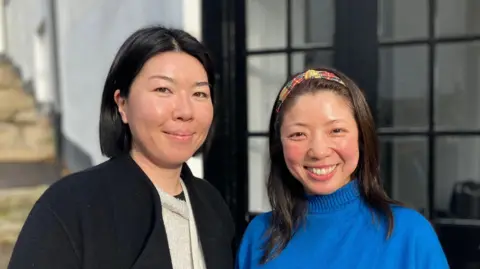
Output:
[156,180,206,269]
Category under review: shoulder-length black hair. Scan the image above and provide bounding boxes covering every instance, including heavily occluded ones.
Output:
[99,25,215,158]
[261,67,400,263]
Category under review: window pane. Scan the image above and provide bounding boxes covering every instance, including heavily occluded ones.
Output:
[247,54,287,132]
[378,0,428,42]
[291,50,333,74]
[377,46,428,131]
[248,137,270,213]
[247,0,287,50]
[291,0,334,48]
[435,137,480,218]
[435,42,480,130]
[380,137,429,214]
[436,0,480,37]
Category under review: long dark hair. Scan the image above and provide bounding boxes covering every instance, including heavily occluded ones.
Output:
[99,25,215,158]
[261,67,400,264]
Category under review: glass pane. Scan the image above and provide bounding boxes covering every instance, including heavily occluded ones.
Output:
[435,42,480,130]
[378,0,428,42]
[377,45,428,131]
[247,0,287,50]
[291,0,334,47]
[436,0,480,37]
[435,137,480,218]
[291,50,333,74]
[247,54,287,132]
[248,137,271,213]
[380,137,429,214]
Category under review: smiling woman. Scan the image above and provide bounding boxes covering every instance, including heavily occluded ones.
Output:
[236,67,449,269]
[8,26,235,269]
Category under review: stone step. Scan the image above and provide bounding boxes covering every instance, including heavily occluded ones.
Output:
[0,184,49,268]
[0,61,56,163]
[0,117,55,162]
[0,63,22,89]
[0,87,35,122]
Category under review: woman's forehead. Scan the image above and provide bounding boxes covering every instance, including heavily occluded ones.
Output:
[283,92,354,122]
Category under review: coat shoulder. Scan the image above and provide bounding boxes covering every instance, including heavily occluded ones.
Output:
[38,158,117,206]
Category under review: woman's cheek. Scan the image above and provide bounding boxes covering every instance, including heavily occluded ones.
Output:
[334,137,360,165]
[282,142,306,165]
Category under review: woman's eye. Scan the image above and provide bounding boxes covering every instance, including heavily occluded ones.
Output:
[194,92,209,98]
[289,132,305,138]
[155,87,171,93]
[332,128,345,134]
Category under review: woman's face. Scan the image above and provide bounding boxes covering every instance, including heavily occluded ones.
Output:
[280,90,359,195]
[115,51,213,168]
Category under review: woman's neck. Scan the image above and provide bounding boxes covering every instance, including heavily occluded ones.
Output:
[130,149,183,196]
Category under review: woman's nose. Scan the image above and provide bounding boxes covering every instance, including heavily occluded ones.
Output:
[172,94,194,121]
[307,134,333,159]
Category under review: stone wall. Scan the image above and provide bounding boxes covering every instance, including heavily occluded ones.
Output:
[0,60,55,162]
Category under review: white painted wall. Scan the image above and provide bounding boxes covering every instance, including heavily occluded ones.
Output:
[4,0,57,110]
[5,0,43,82]
[181,0,204,178]
[0,0,7,54]
[4,0,204,178]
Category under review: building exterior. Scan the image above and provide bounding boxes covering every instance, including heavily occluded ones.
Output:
[201,0,480,265]
[2,0,480,265]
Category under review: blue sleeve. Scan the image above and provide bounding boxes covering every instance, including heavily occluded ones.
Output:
[235,213,270,269]
[414,219,450,268]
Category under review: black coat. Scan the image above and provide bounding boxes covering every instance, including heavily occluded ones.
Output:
[8,154,235,269]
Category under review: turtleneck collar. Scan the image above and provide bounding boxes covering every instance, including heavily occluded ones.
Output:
[307,179,361,214]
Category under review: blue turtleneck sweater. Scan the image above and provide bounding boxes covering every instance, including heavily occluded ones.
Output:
[236,180,449,269]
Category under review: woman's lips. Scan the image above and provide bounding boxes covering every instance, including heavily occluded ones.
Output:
[163,131,194,141]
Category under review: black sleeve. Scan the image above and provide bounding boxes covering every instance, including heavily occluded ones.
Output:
[8,201,81,269]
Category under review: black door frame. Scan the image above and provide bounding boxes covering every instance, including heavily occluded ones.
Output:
[202,0,248,245]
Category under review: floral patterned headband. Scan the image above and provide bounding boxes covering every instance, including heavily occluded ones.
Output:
[274,69,347,113]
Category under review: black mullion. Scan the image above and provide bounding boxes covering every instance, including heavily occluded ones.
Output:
[303,0,311,68]
[286,0,292,76]
[304,0,311,44]
[379,0,394,196]
[426,0,436,220]
[378,130,480,136]
[379,34,480,47]
[233,0,248,241]
[380,39,428,47]
[201,0,248,246]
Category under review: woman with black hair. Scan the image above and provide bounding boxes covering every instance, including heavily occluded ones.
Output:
[8,26,234,269]
[236,68,449,268]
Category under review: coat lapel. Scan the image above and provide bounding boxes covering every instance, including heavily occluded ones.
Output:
[181,166,230,269]
[112,155,174,269]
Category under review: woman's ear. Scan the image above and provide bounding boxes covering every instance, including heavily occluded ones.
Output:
[114,89,128,124]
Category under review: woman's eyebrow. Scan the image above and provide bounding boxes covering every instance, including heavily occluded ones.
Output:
[149,75,209,87]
